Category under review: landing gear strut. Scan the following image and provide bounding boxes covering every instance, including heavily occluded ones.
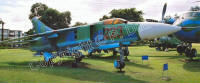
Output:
[114,47,126,73]
[72,51,85,68]
[123,46,129,61]
[112,48,118,56]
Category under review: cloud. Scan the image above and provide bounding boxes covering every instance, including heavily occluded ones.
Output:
[0,0,199,32]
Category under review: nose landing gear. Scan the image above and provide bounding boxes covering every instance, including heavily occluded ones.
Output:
[177,43,197,60]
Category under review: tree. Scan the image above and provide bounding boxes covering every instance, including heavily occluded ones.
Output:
[25,29,34,35]
[110,8,144,22]
[29,3,48,19]
[190,6,200,11]
[99,8,144,22]
[72,22,87,27]
[99,15,110,21]
[29,3,71,30]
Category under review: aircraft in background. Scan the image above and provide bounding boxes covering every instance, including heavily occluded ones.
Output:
[174,11,200,59]
[153,3,200,59]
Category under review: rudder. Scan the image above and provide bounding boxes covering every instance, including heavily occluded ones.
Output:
[32,17,53,34]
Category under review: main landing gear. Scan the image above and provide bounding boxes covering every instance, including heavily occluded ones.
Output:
[177,43,197,60]
[114,47,126,73]
[42,50,85,68]
[71,51,85,68]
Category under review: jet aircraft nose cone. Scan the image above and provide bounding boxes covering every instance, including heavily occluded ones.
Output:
[138,22,181,40]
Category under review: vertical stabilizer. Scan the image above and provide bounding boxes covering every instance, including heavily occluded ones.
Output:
[32,17,53,34]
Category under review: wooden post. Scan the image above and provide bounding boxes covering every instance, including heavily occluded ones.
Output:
[1,22,4,41]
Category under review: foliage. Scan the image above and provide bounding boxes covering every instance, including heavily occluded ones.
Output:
[29,3,71,30]
[99,15,110,21]
[25,28,34,35]
[190,6,200,11]
[99,8,144,22]
[29,3,48,19]
[110,8,144,22]
[72,22,87,27]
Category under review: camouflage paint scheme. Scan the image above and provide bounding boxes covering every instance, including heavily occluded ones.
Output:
[31,18,141,52]
[29,17,180,62]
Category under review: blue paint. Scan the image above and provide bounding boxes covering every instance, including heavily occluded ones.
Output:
[93,30,104,42]
[43,52,53,62]
[163,63,168,71]
[123,32,138,41]
[180,19,200,26]
[175,27,200,42]
[142,55,148,60]
[114,60,119,68]
[37,21,41,33]
[98,43,119,49]
[121,42,130,45]
[166,18,175,24]
[32,17,53,34]
[48,33,58,38]
[66,31,75,41]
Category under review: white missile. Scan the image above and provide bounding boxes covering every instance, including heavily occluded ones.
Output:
[138,22,181,40]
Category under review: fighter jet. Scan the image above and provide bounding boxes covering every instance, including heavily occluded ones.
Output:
[1,16,181,70]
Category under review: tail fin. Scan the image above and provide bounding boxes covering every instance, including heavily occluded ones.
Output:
[32,17,53,34]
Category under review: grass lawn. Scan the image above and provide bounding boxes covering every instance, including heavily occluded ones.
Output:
[0,44,200,83]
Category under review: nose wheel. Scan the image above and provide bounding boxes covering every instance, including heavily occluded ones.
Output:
[114,60,125,72]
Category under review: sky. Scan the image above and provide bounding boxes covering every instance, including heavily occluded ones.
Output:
[0,0,199,32]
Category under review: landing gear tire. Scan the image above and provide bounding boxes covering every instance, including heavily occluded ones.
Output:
[161,44,166,51]
[75,56,84,62]
[185,47,190,57]
[184,48,197,60]
[177,45,186,55]
[97,50,101,53]
[191,48,197,57]
[88,52,92,57]
[103,50,108,53]
[72,55,84,68]
[43,59,54,67]
[114,60,125,73]
[177,46,182,54]
[156,47,161,51]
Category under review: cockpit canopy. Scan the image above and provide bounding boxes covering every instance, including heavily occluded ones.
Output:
[103,18,127,25]
[182,11,200,17]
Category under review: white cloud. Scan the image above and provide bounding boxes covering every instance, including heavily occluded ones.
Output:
[0,0,199,32]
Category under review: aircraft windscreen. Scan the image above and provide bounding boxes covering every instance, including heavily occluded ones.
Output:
[103,18,127,25]
[183,12,200,17]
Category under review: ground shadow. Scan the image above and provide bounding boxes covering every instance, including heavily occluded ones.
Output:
[182,59,200,72]
[0,61,147,83]
[134,55,185,60]
[126,62,153,70]
[2,60,90,69]
[87,55,153,70]
[183,62,200,72]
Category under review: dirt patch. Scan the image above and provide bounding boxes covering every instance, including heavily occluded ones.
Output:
[179,59,200,63]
